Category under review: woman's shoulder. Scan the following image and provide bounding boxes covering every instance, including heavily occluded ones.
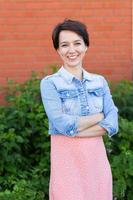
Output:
[87,71,106,82]
[84,71,109,91]
[40,70,65,90]
[40,71,60,84]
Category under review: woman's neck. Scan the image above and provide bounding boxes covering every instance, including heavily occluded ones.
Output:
[63,65,83,81]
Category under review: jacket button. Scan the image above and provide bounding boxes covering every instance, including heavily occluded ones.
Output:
[70,130,74,134]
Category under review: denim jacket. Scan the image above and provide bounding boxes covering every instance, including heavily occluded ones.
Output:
[40,66,118,137]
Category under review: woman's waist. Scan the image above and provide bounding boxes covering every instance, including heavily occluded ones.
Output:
[51,134,104,146]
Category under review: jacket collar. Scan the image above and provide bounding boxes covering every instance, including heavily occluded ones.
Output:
[58,66,93,84]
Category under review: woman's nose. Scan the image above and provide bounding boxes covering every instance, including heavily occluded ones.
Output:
[68,45,75,53]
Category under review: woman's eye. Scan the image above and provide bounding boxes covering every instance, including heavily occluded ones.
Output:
[61,44,68,47]
[75,43,81,45]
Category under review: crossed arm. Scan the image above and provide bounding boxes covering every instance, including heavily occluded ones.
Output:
[75,113,106,138]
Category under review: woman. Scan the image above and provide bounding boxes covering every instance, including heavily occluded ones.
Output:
[40,19,118,200]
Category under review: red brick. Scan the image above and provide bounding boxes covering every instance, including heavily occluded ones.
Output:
[102,1,131,9]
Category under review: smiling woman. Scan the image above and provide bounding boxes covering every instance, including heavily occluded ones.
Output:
[57,30,87,74]
[40,19,118,200]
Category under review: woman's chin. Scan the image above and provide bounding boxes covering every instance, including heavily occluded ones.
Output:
[65,61,81,68]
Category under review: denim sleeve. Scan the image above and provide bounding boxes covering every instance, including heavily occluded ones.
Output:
[98,77,119,137]
[40,78,79,137]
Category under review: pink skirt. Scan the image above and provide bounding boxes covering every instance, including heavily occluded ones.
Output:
[49,135,112,200]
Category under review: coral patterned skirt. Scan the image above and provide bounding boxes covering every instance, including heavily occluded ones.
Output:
[49,135,112,200]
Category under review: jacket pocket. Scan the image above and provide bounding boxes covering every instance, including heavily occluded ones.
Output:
[58,90,79,114]
[59,90,78,100]
[87,88,105,110]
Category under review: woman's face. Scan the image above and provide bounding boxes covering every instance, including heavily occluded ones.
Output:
[57,30,87,68]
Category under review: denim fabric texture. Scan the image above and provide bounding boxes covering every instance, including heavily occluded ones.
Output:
[40,66,118,137]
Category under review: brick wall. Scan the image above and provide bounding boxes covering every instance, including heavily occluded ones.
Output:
[0,1,132,88]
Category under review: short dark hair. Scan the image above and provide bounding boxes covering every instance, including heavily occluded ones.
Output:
[52,19,89,50]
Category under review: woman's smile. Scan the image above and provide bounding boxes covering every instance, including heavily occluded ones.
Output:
[67,54,79,61]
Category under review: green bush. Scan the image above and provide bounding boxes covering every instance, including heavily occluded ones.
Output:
[0,73,133,200]
[0,74,50,200]
[111,80,133,121]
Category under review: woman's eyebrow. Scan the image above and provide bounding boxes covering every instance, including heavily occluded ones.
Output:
[60,39,82,44]
[60,41,68,44]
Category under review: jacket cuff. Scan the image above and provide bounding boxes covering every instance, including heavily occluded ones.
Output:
[65,116,79,137]
[98,120,118,137]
